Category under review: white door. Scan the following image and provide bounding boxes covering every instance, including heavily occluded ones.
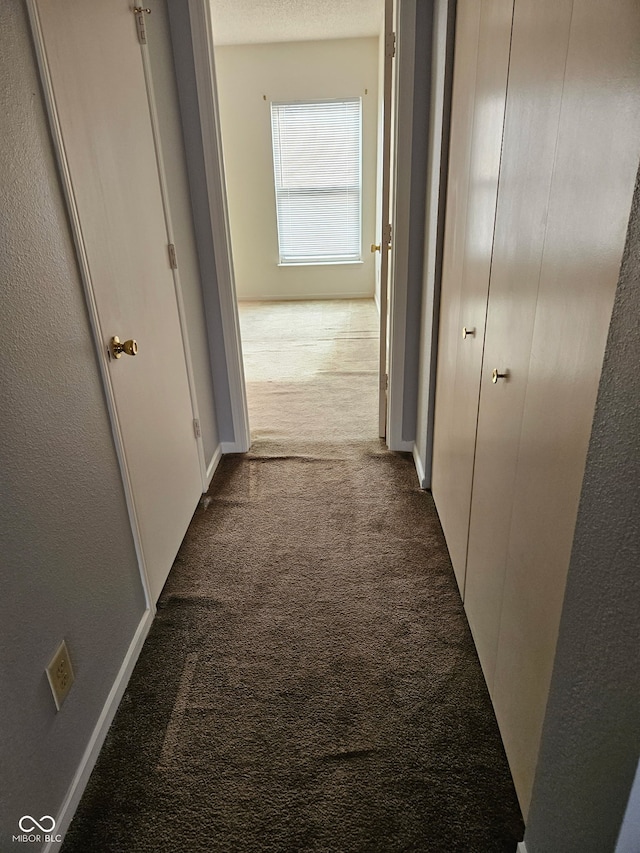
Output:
[463,0,575,693]
[32,0,204,603]
[466,0,640,812]
[376,0,395,439]
[431,0,514,596]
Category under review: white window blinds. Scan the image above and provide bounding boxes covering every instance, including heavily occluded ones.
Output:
[270,99,362,265]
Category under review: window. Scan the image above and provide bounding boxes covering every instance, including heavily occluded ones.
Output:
[270,99,362,265]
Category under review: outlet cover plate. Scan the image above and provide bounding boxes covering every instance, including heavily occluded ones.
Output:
[46,640,75,711]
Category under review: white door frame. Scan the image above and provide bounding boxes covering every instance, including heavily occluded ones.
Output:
[188,0,415,454]
[377,0,395,440]
[387,0,421,453]
[186,0,250,454]
[137,25,209,492]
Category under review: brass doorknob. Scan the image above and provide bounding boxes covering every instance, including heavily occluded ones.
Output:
[110,336,138,359]
[462,326,476,339]
[371,243,381,253]
[492,368,509,383]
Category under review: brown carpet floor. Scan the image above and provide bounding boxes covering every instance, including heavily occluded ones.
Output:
[61,300,523,852]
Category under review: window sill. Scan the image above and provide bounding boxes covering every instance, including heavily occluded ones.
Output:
[277,260,364,268]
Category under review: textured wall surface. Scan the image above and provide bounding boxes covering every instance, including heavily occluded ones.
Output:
[525,167,640,852]
[210,0,383,46]
[0,2,146,844]
[146,0,219,466]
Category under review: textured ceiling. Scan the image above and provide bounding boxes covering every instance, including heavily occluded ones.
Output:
[210,0,385,46]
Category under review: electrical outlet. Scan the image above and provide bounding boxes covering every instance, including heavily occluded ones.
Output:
[46,640,75,711]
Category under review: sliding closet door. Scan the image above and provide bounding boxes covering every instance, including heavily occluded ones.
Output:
[463,0,574,692]
[431,0,513,596]
[490,0,640,815]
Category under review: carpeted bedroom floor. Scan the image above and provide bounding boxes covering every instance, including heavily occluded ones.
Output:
[61,299,523,852]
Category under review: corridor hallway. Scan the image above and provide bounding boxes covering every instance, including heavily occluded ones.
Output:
[61,299,523,852]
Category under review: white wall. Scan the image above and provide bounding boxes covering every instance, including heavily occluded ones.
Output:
[214,38,379,301]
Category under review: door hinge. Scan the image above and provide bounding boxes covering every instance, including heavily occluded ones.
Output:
[386,32,396,58]
[383,222,393,249]
[133,7,151,45]
[168,243,178,270]
[193,418,201,439]
[385,373,389,393]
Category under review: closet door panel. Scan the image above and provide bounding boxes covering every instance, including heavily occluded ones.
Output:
[431,0,513,595]
[492,0,640,815]
[463,0,574,691]
[431,0,481,592]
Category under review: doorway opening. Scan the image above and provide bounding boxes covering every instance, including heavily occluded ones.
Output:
[209,0,388,447]
[238,299,379,445]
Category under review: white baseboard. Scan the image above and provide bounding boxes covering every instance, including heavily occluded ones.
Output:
[220,439,251,454]
[388,437,414,453]
[205,444,222,488]
[44,609,154,853]
[517,842,528,853]
[412,443,427,488]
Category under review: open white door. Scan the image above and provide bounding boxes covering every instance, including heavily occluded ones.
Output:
[30,0,204,603]
[376,0,396,439]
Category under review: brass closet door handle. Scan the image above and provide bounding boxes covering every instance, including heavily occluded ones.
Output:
[462,326,476,339]
[110,336,138,359]
[492,368,509,383]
